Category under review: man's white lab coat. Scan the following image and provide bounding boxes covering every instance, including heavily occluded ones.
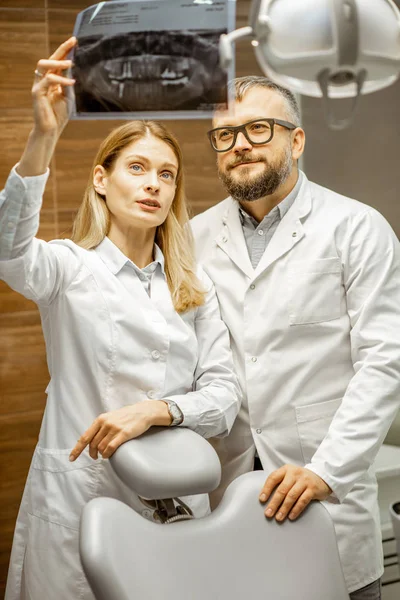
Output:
[191,171,400,593]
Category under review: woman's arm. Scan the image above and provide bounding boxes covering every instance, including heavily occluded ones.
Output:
[0,39,80,304]
[0,38,76,261]
[165,271,242,438]
[17,37,76,177]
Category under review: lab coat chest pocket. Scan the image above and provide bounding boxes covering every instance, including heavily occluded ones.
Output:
[29,447,102,530]
[295,397,342,463]
[287,257,342,325]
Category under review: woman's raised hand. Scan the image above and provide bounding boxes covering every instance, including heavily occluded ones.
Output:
[17,37,77,177]
[32,37,77,137]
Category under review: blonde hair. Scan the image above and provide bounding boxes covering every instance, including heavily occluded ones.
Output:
[71,121,205,312]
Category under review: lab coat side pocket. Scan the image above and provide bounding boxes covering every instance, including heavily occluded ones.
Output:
[295,397,342,464]
[287,258,342,325]
[29,447,102,531]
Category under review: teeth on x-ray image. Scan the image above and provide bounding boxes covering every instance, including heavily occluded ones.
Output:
[70,1,235,119]
[73,30,227,114]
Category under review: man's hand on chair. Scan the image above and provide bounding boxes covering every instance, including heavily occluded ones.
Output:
[259,464,332,521]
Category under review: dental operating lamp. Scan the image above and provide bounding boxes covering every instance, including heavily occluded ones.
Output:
[220,0,400,129]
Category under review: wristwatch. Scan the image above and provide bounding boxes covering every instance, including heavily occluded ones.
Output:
[163,400,184,426]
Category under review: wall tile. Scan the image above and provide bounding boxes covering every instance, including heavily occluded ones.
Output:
[0,311,48,417]
[48,0,95,10]
[56,208,76,238]
[0,409,43,594]
[0,9,47,111]
[0,409,42,498]
[0,1,45,7]
[37,207,57,240]
[47,8,79,52]
[0,116,55,211]
[0,282,36,314]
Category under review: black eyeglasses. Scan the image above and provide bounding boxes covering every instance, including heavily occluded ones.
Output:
[207,118,297,152]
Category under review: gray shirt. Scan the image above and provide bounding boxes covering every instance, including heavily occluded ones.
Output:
[239,172,303,269]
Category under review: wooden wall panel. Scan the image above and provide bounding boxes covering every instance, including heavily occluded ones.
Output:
[0,4,49,596]
[0,2,259,595]
[0,312,48,417]
[1,1,44,8]
[0,116,55,212]
[0,9,47,111]
[0,410,45,587]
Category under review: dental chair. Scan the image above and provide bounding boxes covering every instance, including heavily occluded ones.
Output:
[80,427,349,600]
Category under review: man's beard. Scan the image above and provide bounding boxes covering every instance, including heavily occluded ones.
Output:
[218,144,293,202]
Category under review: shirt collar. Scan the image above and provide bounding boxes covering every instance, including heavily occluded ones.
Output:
[94,236,165,276]
[238,171,303,226]
[152,244,165,274]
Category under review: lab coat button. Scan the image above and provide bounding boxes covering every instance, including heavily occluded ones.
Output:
[222,236,228,243]
[292,232,297,237]
[142,509,153,519]
[250,284,256,290]
[251,356,257,362]
[256,428,262,434]
[151,350,160,360]
[147,390,156,399]
[258,230,264,236]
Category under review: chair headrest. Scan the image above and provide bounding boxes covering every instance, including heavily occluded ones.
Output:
[109,427,221,499]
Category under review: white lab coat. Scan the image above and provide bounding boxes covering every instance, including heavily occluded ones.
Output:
[0,168,241,600]
[191,171,400,593]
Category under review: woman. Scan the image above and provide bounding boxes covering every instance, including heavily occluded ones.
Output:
[1,38,241,600]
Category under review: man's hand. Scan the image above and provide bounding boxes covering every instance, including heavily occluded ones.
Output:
[259,464,332,521]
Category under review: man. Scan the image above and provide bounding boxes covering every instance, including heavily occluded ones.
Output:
[190,75,400,600]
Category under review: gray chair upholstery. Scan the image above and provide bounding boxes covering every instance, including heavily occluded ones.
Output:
[80,429,349,600]
[108,426,221,499]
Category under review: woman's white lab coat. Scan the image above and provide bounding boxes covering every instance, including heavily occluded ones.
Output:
[191,171,400,593]
[0,167,241,600]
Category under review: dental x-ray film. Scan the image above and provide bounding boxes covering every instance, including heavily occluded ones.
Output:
[70,0,235,120]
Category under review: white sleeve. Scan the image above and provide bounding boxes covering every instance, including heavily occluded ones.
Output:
[305,208,400,502]
[165,271,242,439]
[0,165,49,260]
[0,166,80,305]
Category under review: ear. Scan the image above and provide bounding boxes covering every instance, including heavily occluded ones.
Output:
[291,127,306,161]
[93,165,108,198]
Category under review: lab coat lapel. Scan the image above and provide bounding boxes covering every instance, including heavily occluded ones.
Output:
[253,180,312,277]
[215,198,254,279]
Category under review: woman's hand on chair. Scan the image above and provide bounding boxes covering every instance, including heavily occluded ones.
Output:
[69,401,172,461]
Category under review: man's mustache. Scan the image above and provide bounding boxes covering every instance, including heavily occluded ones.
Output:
[227,155,266,170]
